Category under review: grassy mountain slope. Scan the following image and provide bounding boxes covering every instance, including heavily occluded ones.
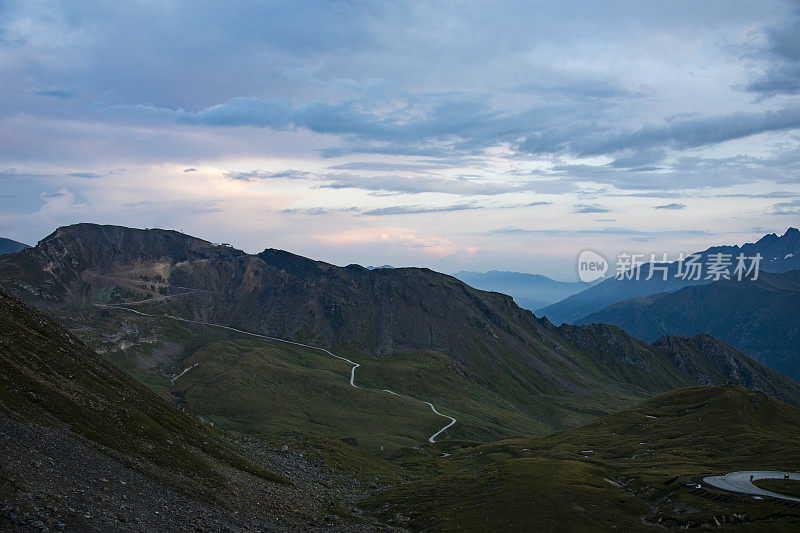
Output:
[8,280,800,530]
[0,286,421,530]
[367,386,800,531]
[0,287,283,490]
[579,270,800,381]
[171,336,444,451]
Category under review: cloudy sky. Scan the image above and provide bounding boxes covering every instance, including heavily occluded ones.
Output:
[1,1,799,279]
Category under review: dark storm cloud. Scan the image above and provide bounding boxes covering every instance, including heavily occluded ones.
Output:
[119,93,800,162]
[68,172,100,179]
[33,88,75,99]
[315,173,541,196]
[521,105,800,157]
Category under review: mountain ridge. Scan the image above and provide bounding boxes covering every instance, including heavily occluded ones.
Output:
[579,269,800,381]
[539,228,800,325]
[3,222,800,442]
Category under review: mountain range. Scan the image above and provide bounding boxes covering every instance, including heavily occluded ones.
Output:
[579,269,800,381]
[4,223,800,530]
[6,276,800,530]
[2,223,800,447]
[539,228,800,325]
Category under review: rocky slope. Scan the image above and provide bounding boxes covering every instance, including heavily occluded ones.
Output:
[653,334,800,406]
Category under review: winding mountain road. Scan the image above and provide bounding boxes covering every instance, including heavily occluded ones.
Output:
[96,304,456,443]
[380,390,457,443]
[703,471,800,502]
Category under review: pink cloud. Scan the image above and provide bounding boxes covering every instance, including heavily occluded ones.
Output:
[318,226,477,258]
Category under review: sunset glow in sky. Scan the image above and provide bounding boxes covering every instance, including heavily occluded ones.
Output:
[2,1,800,279]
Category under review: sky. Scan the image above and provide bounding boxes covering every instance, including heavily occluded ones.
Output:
[1,1,800,280]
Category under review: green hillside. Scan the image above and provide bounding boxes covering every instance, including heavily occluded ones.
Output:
[0,287,285,492]
[172,337,444,451]
[367,386,800,531]
[0,285,415,530]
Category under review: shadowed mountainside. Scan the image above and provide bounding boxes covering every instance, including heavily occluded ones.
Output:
[579,270,800,381]
[0,285,282,488]
[540,228,800,325]
[0,285,424,531]
[0,237,29,256]
[6,284,800,530]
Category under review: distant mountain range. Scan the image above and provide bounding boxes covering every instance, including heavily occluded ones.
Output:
[539,228,800,325]
[2,222,800,444]
[0,237,30,256]
[579,269,800,381]
[452,270,592,311]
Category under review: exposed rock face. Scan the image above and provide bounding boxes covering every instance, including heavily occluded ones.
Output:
[0,224,681,397]
[653,334,800,406]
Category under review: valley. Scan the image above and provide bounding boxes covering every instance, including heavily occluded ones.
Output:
[8,224,800,449]
[2,223,800,531]
[97,302,458,450]
[5,3,800,530]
